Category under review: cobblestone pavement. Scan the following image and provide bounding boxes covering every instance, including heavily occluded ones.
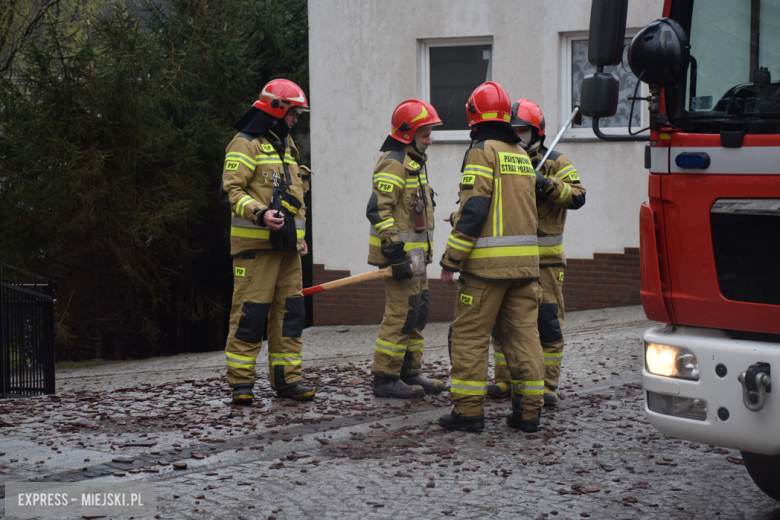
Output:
[1,306,778,519]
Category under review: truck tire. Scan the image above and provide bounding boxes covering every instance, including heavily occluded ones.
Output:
[740,451,780,501]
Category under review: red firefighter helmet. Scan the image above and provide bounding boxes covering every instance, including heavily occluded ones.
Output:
[389,99,442,143]
[510,98,546,136]
[252,79,310,119]
[465,81,512,126]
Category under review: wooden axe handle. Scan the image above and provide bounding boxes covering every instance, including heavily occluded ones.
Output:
[303,268,391,296]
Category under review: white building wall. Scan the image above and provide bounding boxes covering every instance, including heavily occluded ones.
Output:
[308,0,663,278]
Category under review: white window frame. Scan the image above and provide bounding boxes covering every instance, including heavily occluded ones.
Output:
[561,30,647,141]
[419,36,494,143]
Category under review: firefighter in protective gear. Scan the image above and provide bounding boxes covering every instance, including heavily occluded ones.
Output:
[487,99,586,406]
[366,99,445,399]
[438,82,572,433]
[222,79,315,405]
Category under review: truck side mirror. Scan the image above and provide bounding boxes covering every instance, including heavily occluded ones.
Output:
[628,18,690,87]
[580,72,620,118]
[588,0,629,66]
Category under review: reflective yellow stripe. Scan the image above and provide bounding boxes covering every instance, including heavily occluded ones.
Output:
[555,165,576,180]
[268,352,303,366]
[481,112,497,120]
[226,352,256,368]
[237,195,254,218]
[451,379,488,395]
[369,235,431,252]
[544,352,563,365]
[554,183,571,205]
[411,104,429,123]
[375,338,406,356]
[511,380,544,395]
[405,179,421,188]
[464,164,494,180]
[493,178,503,237]
[375,218,395,231]
[467,245,539,259]
[447,235,474,252]
[408,339,424,352]
[493,352,507,366]
[296,228,306,239]
[226,155,256,170]
[231,227,270,239]
[538,244,564,255]
[281,200,299,214]
[255,156,283,165]
[227,352,256,362]
[404,241,430,252]
[373,172,405,188]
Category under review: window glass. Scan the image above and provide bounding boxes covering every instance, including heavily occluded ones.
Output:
[430,44,492,131]
[571,38,641,128]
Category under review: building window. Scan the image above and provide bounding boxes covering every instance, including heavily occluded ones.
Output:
[563,32,643,139]
[420,37,493,142]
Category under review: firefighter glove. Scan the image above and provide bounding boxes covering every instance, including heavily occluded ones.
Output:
[381,241,407,264]
[535,169,552,194]
[390,260,414,282]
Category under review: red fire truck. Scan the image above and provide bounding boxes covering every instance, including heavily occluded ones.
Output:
[581,0,779,501]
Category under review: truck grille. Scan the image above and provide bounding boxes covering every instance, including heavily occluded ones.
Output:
[711,199,780,306]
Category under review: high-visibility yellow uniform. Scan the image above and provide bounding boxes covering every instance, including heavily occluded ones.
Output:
[366,146,435,378]
[493,145,586,398]
[221,130,309,391]
[441,137,543,420]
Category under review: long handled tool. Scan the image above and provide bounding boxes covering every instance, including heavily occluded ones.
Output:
[535,102,582,172]
[303,247,426,296]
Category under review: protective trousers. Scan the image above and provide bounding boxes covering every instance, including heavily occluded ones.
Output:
[225,250,305,390]
[449,273,544,418]
[493,266,565,391]
[372,274,430,378]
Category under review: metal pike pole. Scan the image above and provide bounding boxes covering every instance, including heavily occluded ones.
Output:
[535,102,582,172]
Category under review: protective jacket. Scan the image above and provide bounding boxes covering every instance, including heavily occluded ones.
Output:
[366,146,434,266]
[441,139,561,281]
[528,144,586,267]
[221,131,308,256]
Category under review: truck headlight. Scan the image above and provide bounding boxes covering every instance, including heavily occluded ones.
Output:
[645,342,699,380]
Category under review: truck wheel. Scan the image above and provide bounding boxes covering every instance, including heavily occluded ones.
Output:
[740,451,780,501]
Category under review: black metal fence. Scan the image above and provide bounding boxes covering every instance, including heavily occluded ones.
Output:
[1,263,57,397]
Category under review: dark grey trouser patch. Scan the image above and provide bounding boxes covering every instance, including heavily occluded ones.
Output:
[235,302,271,343]
[415,290,430,330]
[401,294,421,335]
[538,302,562,343]
[282,296,305,338]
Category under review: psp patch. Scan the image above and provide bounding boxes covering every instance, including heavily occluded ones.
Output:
[460,294,473,306]
[377,181,394,193]
[461,174,476,186]
[226,161,240,171]
[261,144,274,153]
[235,267,246,277]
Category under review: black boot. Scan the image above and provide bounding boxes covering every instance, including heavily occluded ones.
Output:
[438,411,485,432]
[401,374,445,394]
[372,375,424,399]
[276,383,315,402]
[231,383,254,405]
[506,412,540,432]
[543,386,559,407]
[506,395,541,432]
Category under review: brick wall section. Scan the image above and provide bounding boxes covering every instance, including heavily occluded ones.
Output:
[311,247,640,326]
[562,247,641,312]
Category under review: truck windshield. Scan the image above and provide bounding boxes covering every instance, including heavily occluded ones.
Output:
[666,0,780,133]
